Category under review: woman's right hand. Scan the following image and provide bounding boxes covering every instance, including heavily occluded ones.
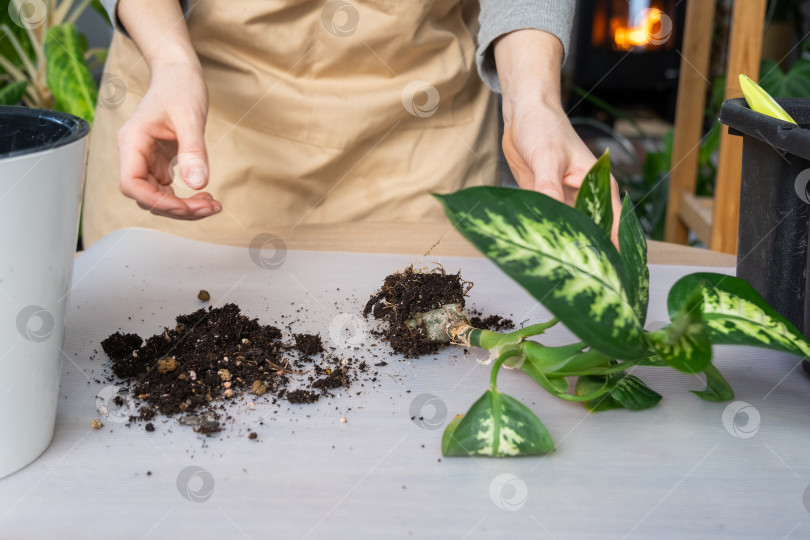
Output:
[116,61,221,219]
[115,0,221,220]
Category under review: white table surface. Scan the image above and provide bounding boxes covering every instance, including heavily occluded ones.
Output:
[1,228,809,540]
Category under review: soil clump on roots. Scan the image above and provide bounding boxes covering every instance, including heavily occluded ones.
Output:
[363,266,471,357]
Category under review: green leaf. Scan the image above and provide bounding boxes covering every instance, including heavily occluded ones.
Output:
[698,123,720,170]
[651,287,712,373]
[669,273,810,359]
[441,389,554,457]
[637,350,667,367]
[618,195,649,324]
[91,0,113,26]
[520,341,598,372]
[576,372,662,412]
[0,11,35,75]
[0,80,27,105]
[45,24,98,122]
[758,58,810,99]
[574,149,613,237]
[691,363,734,402]
[434,187,646,360]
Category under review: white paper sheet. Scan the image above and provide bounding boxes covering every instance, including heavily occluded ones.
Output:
[2,228,809,540]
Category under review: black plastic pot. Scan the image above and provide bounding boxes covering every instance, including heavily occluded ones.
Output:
[719,97,810,368]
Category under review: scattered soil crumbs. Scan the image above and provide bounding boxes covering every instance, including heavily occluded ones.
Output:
[285,389,321,404]
[364,266,468,357]
[100,303,363,436]
[293,333,324,357]
[469,314,515,332]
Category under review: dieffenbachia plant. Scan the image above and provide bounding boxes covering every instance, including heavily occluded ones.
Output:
[0,0,106,120]
[420,150,810,458]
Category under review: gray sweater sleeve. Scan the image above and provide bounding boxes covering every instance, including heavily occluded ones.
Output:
[477,0,576,93]
[100,0,190,36]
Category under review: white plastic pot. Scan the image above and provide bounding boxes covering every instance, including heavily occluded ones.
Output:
[0,106,89,478]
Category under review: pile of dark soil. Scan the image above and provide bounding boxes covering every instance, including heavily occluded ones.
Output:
[100,303,361,435]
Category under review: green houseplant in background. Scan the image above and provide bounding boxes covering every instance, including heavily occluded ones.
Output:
[576,42,810,241]
[0,0,107,121]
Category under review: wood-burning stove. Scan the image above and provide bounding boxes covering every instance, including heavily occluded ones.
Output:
[570,0,687,120]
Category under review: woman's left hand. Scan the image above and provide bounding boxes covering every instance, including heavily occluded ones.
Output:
[494,29,622,246]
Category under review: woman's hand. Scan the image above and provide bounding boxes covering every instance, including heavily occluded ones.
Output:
[494,29,621,245]
[115,0,221,220]
[116,62,220,219]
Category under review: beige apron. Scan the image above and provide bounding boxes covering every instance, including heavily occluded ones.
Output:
[82,0,498,247]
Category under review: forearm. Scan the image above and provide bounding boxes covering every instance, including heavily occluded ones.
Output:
[493,29,564,113]
[117,0,199,72]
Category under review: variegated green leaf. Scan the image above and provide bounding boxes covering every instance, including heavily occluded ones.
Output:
[691,363,734,402]
[618,195,649,324]
[576,371,662,412]
[0,80,27,105]
[650,287,711,373]
[669,273,810,359]
[434,188,646,360]
[45,24,98,122]
[442,389,554,457]
[574,149,612,236]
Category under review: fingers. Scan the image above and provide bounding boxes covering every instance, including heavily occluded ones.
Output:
[532,175,567,203]
[118,125,221,220]
[135,189,222,220]
[609,177,622,248]
[529,150,567,204]
[174,114,210,190]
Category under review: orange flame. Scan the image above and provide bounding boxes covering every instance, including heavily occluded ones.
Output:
[612,8,663,51]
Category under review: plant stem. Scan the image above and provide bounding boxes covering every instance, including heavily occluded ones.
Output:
[489,346,521,388]
[505,318,560,340]
[548,362,631,378]
[65,0,92,25]
[464,317,559,350]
